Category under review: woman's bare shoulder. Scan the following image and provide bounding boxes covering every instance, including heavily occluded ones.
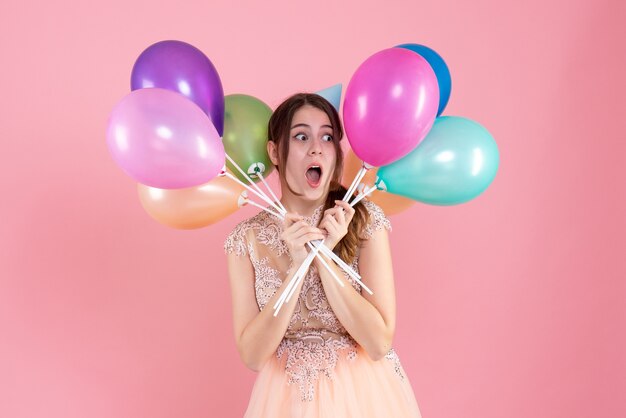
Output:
[223,209,276,256]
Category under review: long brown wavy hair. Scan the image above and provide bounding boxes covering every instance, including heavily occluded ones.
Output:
[268,93,369,264]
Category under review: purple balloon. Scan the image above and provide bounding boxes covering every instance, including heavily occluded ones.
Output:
[107,88,225,189]
[131,40,225,136]
[343,48,439,167]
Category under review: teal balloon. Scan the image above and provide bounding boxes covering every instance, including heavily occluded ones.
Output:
[377,116,499,205]
[315,84,342,111]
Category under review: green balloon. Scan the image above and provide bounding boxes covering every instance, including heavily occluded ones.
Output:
[377,116,499,206]
[223,94,274,182]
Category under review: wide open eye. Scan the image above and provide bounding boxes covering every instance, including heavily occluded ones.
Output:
[322,134,333,142]
[294,133,307,141]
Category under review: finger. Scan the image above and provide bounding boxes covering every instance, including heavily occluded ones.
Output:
[325,215,340,230]
[320,216,338,231]
[334,200,355,223]
[284,212,303,227]
[331,208,346,226]
[319,223,333,238]
[283,220,307,235]
[323,221,339,236]
[344,210,355,224]
[294,232,326,247]
[326,226,344,244]
[325,207,342,221]
[334,200,354,215]
[282,223,312,243]
[331,212,344,227]
[290,226,324,241]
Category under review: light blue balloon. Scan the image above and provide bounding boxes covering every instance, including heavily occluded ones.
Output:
[315,84,342,111]
[396,43,451,117]
[377,116,499,206]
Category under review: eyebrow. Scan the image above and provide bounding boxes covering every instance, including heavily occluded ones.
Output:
[290,123,333,130]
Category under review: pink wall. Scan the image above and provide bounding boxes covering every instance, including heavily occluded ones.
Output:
[1,0,624,417]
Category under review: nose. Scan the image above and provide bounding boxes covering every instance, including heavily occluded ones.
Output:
[308,137,323,155]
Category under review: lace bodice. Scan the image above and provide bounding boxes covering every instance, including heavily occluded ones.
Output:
[224,199,400,401]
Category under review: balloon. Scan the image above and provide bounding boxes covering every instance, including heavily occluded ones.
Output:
[138,175,245,229]
[315,84,342,111]
[106,88,225,189]
[223,94,274,182]
[396,43,451,116]
[343,48,439,167]
[343,149,415,215]
[377,116,499,206]
[131,40,225,136]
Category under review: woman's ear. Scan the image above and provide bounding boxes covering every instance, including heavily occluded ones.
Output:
[267,141,279,166]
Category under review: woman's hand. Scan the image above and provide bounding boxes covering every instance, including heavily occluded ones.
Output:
[319,200,356,250]
[281,213,326,265]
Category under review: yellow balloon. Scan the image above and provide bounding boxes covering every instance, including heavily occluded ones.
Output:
[343,150,415,216]
[137,174,245,229]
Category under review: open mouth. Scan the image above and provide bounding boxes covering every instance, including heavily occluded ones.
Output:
[305,165,322,188]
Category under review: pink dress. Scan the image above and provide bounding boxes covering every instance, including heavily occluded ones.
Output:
[224,200,422,418]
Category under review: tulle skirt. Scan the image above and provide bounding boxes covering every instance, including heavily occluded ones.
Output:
[244,344,422,418]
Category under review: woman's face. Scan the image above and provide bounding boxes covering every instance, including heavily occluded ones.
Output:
[272,105,337,201]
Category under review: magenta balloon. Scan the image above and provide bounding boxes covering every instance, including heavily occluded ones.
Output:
[106,88,225,189]
[343,48,439,167]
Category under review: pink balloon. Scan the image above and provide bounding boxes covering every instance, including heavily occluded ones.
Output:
[343,48,439,167]
[106,88,225,189]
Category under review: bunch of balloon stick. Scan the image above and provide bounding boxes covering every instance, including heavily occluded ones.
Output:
[221,153,378,316]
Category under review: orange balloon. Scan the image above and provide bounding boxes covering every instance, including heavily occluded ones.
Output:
[137,174,246,229]
[342,150,415,216]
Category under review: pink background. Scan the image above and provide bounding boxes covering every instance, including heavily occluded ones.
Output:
[1,0,624,417]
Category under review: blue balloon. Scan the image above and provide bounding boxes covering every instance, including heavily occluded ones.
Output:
[396,43,451,116]
[315,84,342,111]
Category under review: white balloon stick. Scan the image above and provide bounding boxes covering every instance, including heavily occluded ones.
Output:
[343,165,366,202]
[273,247,318,316]
[256,170,287,214]
[350,184,378,207]
[241,197,284,219]
[222,170,284,215]
[226,154,285,215]
[310,241,373,295]
[226,154,375,315]
[343,161,373,202]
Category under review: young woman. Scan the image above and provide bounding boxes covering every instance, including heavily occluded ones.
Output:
[225,93,422,417]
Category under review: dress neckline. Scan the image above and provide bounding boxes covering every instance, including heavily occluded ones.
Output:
[300,204,325,225]
[264,203,325,226]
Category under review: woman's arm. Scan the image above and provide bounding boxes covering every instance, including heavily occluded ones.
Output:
[227,215,325,371]
[227,253,308,371]
[314,226,396,361]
